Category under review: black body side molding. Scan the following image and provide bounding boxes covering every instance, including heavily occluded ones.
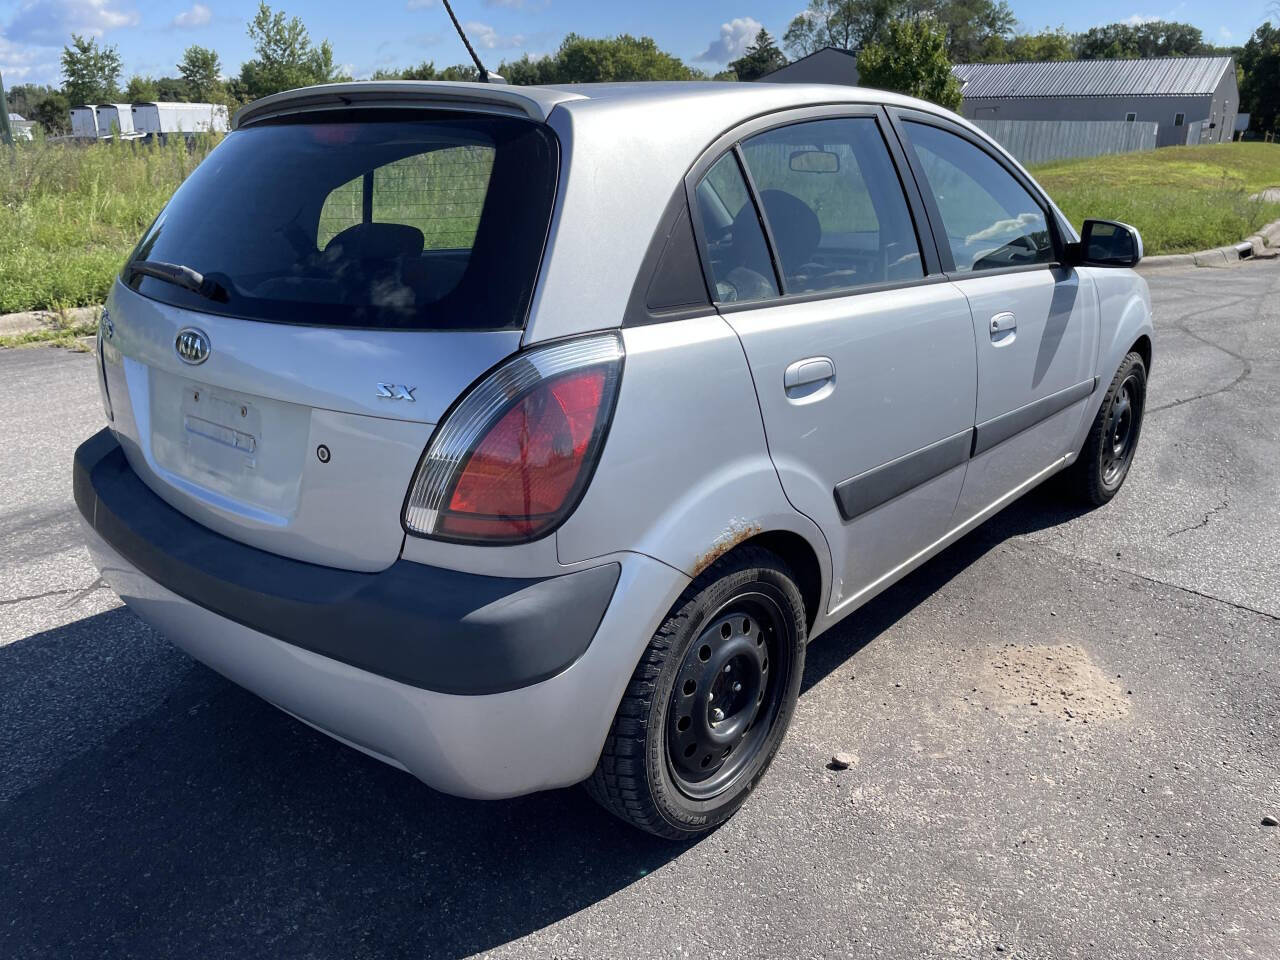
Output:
[834,428,972,522]
[833,378,1098,521]
[971,378,1097,457]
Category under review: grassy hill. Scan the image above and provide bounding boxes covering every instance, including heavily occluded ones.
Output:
[1031,142,1280,255]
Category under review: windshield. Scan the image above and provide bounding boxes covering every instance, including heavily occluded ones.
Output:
[124,112,558,330]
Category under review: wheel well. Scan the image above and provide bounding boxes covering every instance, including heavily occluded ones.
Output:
[738,530,822,632]
[1131,334,1152,373]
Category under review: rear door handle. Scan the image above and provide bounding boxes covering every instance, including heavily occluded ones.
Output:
[784,357,835,389]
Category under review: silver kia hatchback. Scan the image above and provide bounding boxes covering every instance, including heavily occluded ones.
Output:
[77,80,1153,838]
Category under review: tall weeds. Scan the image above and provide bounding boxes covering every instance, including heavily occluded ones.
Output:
[0,133,220,314]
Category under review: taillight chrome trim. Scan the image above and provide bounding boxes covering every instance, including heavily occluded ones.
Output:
[402,332,624,541]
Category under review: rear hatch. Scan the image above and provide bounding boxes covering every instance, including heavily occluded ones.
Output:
[99,108,558,571]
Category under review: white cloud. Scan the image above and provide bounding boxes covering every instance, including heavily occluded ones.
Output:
[170,2,211,28]
[1216,25,1232,41]
[464,20,524,50]
[5,0,139,45]
[0,33,59,82]
[1120,14,1160,25]
[406,0,436,8]
[696,16,762,64]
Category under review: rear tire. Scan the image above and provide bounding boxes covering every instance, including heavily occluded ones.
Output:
[1064,351,1147,506]
[585,546,806,839]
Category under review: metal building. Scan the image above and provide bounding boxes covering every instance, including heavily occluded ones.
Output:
[952,57,1239,148]
[759,47,860,86]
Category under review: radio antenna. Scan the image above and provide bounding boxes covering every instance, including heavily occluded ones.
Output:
[440,0,492,83]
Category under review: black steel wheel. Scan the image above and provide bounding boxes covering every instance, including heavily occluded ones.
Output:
[1102,371,1141,487]
[1064,350,1147,506]
[586,546,807,839]
[665,589,793,801]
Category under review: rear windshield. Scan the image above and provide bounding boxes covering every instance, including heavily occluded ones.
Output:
[124,112,558,330]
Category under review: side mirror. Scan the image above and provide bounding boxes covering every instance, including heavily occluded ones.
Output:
[1067,219,1143,268]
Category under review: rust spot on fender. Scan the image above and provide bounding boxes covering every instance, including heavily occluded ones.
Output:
[692,521,763,577]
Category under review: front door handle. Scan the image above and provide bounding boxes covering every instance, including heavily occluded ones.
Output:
[784,356,835,389]
[989,312,1017,335]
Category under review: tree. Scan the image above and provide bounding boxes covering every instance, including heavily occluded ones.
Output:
[1073,20,1208,59]
[727,29,788,80]
[1001,27,1074,62]
[125,75,158,101]
[237,2,343,101]
[61,34,123,104]
[156,77,193,101]
[371,61,479,81]
[783,0,893,58]
[1240,22,1280,136]
[857,17,962,109]
[783,0,1013,63]
[927,0,1014,61]
[180,45,223,101]
[33,91,71,134]
[499,34,700,84]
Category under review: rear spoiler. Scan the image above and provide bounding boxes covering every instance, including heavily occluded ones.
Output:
[234,81,585,128]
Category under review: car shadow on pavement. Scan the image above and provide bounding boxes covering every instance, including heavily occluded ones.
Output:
[0,487,1088,960]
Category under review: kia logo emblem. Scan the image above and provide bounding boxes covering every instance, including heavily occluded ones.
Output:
[175,327,210,365]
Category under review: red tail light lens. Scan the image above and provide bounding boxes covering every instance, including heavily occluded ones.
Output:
[403,333,624,544]
[440,369,607,540]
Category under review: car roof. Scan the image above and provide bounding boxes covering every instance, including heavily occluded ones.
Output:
[233,80,953,129]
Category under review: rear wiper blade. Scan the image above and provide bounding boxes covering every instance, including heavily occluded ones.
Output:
[126,260,229,302]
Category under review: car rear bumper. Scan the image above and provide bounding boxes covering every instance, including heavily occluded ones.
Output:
[76,428,689,798]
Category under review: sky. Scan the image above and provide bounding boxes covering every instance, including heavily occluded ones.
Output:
[0,0,1273,90]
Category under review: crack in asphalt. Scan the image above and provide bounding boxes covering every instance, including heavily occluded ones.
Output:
[1167,498,1230,538]
[0,578,107,609]
[1148,294,1258,415]
[1014,539,1280,624]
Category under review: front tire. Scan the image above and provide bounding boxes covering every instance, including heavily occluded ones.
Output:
[585,547,806,839]
[1064,350,1147,506]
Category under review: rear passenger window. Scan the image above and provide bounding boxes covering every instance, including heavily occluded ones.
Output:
[739,117,923,293]
[694,153,779,303]
[903,121,1054,274]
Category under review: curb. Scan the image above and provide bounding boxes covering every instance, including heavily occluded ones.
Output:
[0,305,101,339]
[1138,217,1280,273]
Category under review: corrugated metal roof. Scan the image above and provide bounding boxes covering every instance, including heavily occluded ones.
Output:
[952,57,1233,99]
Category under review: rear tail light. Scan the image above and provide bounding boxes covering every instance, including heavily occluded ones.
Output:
[402,333,624,543]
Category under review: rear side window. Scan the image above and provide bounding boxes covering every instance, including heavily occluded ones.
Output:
[739,117,923,293]
[903,121,1053,274]
[124,114,557,330]
[694,153,779,303]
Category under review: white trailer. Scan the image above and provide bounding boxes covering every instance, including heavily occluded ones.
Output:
[94,103,135,136]
[130,102,229,136]
[70,105,99,139]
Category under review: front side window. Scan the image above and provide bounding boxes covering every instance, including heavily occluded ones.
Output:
[738,116,923,294]
[904,121,1054,274]
[124,114,556,330]
[1174,113,1185,126]
[694,152,779,303]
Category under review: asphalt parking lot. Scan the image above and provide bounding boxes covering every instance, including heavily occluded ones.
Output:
[2,259,1277,959]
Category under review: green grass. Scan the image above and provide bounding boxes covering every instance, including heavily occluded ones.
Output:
[1031,142,1280,255]
[0,134,221,315]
